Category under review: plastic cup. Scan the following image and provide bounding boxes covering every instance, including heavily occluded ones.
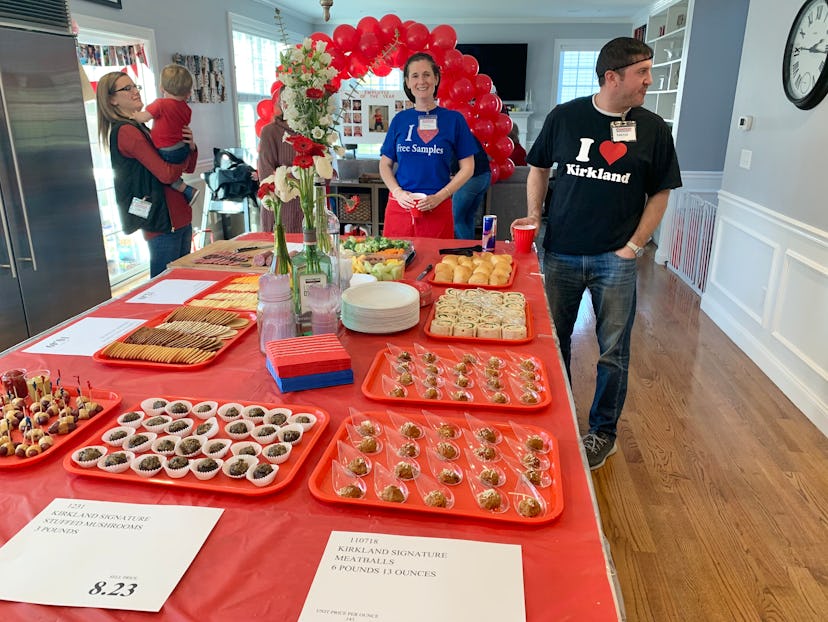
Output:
[410,193,427,219]
[1,368,27,399]
[24,369,51,401]
[512,224,537,254]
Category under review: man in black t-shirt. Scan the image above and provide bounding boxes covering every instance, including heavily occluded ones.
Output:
[511,37,682,471]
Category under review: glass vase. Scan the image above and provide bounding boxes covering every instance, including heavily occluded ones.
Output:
[271,222,292,278]
[292,225,333,333]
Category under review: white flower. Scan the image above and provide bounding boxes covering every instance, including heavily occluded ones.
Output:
[314,155,334,179]
[315,40,328,53]
[311,127,325,140]
[274,166,299,202]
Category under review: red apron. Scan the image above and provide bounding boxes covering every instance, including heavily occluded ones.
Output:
[382,196,454,238]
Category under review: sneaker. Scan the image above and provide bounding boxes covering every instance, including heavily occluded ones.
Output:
[582,432,617,470]
[184,186,200,207]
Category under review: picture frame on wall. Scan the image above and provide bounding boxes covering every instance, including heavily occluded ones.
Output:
[86,0,123,8]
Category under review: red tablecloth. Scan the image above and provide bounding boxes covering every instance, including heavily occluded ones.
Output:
[0,237,619,621]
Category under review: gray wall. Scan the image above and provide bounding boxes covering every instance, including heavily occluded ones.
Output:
[70,0,313,163]
[722,0,828,230]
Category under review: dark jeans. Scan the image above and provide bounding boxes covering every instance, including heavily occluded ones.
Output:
[147,224,192,277]
[544,251,637,440]
[158,142,190,189]
[452,171,491,240]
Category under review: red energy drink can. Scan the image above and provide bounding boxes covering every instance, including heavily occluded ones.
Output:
[482,215,497,252]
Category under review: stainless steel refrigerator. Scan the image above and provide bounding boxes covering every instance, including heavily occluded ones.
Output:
[0,5,111,352]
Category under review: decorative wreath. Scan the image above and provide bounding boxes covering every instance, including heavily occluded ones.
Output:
[254,16,516,182]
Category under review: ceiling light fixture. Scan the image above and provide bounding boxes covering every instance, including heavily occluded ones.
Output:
[320,0,333,22]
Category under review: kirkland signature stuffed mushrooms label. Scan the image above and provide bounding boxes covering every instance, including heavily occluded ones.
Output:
[299,531,525,622]
[0,498,222,611]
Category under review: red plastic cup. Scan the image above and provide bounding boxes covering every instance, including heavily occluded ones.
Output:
[410,193,427,219]
[512,224,537,253]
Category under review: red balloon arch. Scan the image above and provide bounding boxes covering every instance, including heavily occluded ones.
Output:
[255,16,515,182]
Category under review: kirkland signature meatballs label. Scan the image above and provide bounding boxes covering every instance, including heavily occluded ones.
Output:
[299,531,525,622]
[0,498,222,612]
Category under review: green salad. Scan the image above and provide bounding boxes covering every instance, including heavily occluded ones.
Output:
[341,236,411,254]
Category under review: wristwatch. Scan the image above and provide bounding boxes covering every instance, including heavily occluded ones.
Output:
[625,241,645,257]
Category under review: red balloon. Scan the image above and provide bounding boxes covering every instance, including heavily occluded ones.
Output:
[472,117,495,141]
[357,16,381,35]
[449,77,474,103]
[330,51,347,71]
[333,24,359,51]
[309,32,333,47]
[443,48,464,73]
[493,112,513,136]
[329,76,342,91]
[358,31,381,60]
[455,103,474,123]
[427,46,445,67]
[430,24,457,50]
[348,54,368,78]
[493,135,515,160]
[373,61,392,77]
[256,98,273,121]
[498,158,516,180]
[438,95,454,110]
[255,117,268,137]
[473,74,493,97]
[404,23,429,50]
[269,80,283,96]
[475,92,502,117]
[489,160,500,184]
[461,54,479,77]
[390,44,410,68]
[378,14,403,44]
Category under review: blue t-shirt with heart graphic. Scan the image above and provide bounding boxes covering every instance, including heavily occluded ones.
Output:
[380,106,478,196]
[528,95,682,255]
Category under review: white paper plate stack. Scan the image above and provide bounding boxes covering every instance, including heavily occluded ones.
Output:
[341,282,420,334]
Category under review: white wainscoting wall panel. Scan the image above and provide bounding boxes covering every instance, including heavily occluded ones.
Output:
[701,191,828,436]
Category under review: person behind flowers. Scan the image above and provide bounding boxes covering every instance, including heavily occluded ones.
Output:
[379,53,478,238]
[510,37,681,470]
[96,71,198,277]
[257,87,302,233]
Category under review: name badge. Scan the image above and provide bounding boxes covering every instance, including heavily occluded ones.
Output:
[128,196,152,219]
[610,121,637,142]
[418,115,437,131]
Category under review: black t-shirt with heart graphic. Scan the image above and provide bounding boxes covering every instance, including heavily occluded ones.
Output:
[527,95,682,255]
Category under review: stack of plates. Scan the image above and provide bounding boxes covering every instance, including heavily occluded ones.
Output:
[341,282,420,334]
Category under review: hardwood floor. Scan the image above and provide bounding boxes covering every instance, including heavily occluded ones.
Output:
[567,248,828,621]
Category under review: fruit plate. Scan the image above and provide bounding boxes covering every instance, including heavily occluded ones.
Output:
[0,387,121,470]
[308,410,564,525]
[91,308,256,371]
[361,344,551,412]
[62,397,329,497]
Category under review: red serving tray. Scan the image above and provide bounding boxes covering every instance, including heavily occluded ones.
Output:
[62,397,329,497]
[184,274,259,312]
[361,344,551,412]
[91,309,256,371]
[427,262,517,289]
[308,410,564,525]
[0,387,121,470]
[422,301,534,345]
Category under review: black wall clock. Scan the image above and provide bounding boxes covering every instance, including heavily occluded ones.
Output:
[783,0,828,109]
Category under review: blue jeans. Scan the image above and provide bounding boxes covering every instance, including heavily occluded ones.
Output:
[147,224,192,277]
[158,142,190,190]
[452,172,491,240]
[543,251,637,440]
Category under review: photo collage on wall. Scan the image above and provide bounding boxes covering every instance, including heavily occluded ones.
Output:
[339,90,411,143]
[171,54,226,104]
[77,42,147,68]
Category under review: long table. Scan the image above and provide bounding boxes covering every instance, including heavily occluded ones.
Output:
[0,237,620,620]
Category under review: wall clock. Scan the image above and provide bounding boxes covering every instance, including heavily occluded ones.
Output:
[783,0,828,109]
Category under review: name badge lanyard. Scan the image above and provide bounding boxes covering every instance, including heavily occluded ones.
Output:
[610,109,637,143]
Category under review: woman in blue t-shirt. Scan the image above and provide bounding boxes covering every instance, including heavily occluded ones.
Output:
[379,53,478,238]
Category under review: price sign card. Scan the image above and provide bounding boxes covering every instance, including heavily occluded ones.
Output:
[0,498,223,612]
[126,279,217,305]
[299,531,525,622]
[23,317,145,356]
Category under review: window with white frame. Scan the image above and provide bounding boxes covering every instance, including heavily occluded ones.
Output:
[230,15,293,159]
[554,41,603,105]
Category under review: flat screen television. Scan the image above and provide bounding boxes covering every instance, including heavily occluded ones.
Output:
[455,43,528,101]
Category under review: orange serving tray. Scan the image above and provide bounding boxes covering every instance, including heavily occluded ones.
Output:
[308,410,564,525]
[184,274,259,313]
[0,387,121,470]
[361,344,551,412]
[63,397,329,497]
[423,300,534,345]
[427,262,517,289]
[91,309,256,371]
